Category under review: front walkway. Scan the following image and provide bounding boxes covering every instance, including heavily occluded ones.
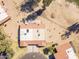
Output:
[27,45,39,53]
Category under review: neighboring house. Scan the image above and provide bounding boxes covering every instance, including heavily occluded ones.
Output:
[0,5,10,25]
[18,23,46,47]
[55,42,78,59]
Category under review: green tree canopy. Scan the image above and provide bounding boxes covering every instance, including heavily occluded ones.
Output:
[0,28,14,59]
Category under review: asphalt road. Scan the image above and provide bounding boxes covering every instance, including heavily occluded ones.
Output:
[20,52,47,59]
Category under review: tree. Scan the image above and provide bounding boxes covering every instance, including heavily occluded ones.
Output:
[43,43,57,55]
[61,23,79,39]
[0,28,14,59]
[20,0,41,13]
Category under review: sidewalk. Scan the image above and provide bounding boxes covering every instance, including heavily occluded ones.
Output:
[27,46,39,53]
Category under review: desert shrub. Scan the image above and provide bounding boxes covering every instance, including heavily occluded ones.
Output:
[0,29,14,59]
[66,0,79,6]
[43,0,53,6]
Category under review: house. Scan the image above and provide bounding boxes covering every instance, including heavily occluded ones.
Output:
[18,23,46,47]
[0,5,10,25]
[55,41,78,59]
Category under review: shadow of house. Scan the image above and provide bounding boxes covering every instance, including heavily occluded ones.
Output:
[0,18,11,25]
[18,25,20,48]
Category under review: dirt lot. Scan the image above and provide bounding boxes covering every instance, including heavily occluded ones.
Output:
[0,0,79,59]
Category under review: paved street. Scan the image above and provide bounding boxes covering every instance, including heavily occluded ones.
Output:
[20,52,47,59]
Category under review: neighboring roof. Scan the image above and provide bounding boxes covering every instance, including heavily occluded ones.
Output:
[0,5,9,24]
[55,42,78,59]
[18,23,46,47]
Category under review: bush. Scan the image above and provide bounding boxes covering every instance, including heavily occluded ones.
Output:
[37,0,41,2]
[43,0,53,6]
[43,43,58,55]
[6,49,14,59]
[66,0,79,6]
[43,48,49,55]
[53,48,57,53]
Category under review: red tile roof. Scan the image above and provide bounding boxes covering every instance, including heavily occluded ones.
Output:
[55,42,72,59]
[19,23,46,47]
